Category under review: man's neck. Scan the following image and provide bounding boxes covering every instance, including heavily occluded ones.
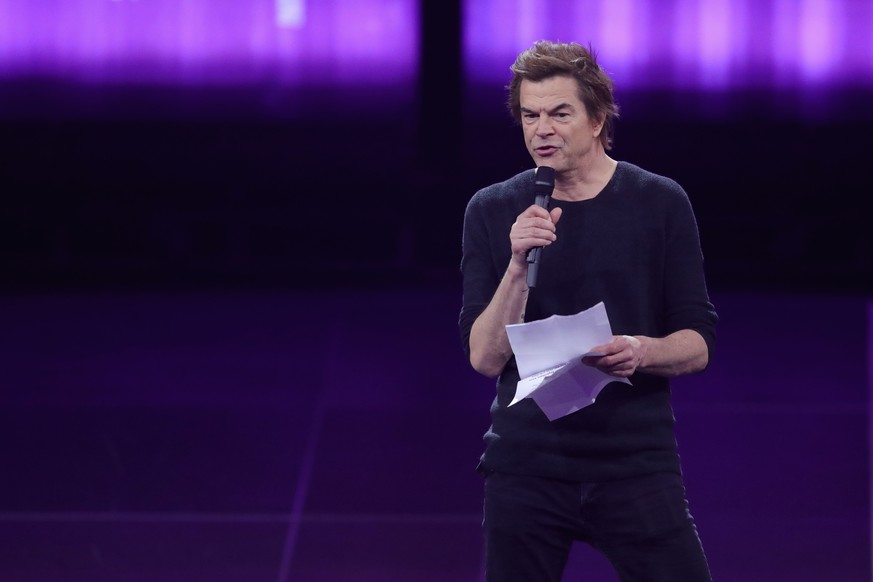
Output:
[552,154,618,202]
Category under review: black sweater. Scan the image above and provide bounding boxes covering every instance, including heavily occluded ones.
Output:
[459,161,718,482]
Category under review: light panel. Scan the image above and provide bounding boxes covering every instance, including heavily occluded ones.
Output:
[0,0,418,86]
[464,0,873,91]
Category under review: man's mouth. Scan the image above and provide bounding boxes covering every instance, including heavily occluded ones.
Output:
[535,146,558,155]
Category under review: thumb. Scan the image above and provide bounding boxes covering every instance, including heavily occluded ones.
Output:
[550,207,563,225]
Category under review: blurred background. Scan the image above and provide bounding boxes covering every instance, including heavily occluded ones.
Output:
[0,0,871,580]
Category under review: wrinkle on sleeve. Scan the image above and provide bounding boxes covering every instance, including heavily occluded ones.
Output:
[662,185,718,364]
[458,192,502,361]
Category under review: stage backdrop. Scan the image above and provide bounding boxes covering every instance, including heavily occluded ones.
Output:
[463,0,873,119]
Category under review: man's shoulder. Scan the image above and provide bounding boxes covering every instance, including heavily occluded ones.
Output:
[470,168,534,206]
[616,161,688,202]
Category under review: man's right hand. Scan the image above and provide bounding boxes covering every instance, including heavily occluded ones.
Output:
[510,204,563,268]
[469,204,562,377]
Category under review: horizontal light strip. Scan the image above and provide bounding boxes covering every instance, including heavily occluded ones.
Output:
[0,0,418,85]
[0,511,480,524]
[464,0,873,90]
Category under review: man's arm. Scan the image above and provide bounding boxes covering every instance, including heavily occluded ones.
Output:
[468,204,563,378]
[637,329,709,376]
[583,329,709,378]
[468,262,528,377]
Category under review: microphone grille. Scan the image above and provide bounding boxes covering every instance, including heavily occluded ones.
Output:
[534,166,555,191]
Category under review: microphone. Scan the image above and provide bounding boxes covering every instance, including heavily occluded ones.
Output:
[526,166,556,288]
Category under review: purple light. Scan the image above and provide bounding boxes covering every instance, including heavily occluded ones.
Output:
[672,0,700,88]
[464,0,873,91]
[697,0,735,88]
[0,0,418,86]
[277,0,306,29]
[772,0,801,87]
[596,0,641,84]
[798,0,839,82]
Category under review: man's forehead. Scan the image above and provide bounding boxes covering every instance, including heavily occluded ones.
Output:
[519,77,582,107]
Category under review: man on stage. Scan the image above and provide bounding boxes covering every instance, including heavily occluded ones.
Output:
[459,40,718,581]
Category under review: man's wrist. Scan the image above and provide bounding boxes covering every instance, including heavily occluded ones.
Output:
[506,259,528,282]
[633,335,651,370]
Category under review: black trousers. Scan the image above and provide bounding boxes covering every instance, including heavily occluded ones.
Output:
[483,470,712,582]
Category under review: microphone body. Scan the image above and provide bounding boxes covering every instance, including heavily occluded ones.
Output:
[526,166,556,288]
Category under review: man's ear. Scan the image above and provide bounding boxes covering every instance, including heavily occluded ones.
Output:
[592,115,605,138]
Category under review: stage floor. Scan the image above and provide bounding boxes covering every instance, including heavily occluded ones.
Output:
[0,289,869,581]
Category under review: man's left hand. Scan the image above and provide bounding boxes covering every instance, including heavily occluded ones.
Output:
[582,335,647,378]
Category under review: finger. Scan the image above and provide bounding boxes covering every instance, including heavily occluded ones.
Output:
[581,355,601,367]
[514,215,557,235]
[513,224,558,246]
[527,213,559,229]
[595,359,630,375]
[550,207,563,225]
[521,204,553,220]
[582,357,632,378]
[583,353,626,367]
[588,340,621,357]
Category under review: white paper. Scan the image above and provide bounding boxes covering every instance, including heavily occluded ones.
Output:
[505,302,631,421]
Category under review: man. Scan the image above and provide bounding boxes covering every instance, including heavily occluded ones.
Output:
[459,41,718,581]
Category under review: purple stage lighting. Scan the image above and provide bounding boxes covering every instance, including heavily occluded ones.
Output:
[0,0,419,86]
[463,0,873,92]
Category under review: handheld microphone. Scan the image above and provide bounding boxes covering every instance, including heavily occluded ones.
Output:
[526,166,556,288]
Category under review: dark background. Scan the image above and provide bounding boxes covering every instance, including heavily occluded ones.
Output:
[2,2,871,295]
[4,105,871,294]
[1,2,871,581]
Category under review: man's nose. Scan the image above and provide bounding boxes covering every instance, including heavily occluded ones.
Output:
[535,116,554,135]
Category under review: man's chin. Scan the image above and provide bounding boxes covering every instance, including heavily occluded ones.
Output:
[532,157,562,172]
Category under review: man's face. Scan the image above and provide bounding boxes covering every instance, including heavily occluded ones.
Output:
[519,75,604,173]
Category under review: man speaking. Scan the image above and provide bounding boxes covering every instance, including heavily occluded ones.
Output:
[459,40,718,581]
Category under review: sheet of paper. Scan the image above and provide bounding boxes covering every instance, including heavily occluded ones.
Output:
[505,302,631,420]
